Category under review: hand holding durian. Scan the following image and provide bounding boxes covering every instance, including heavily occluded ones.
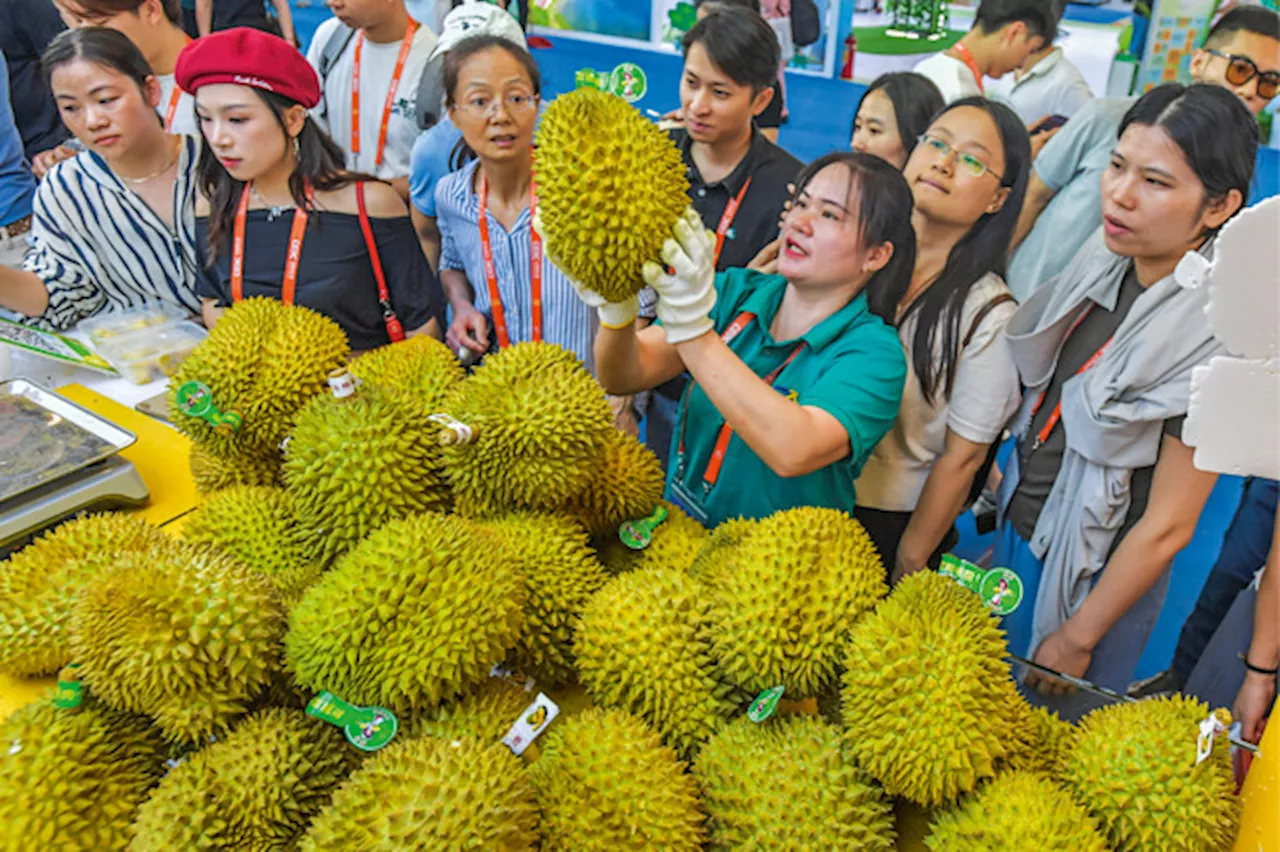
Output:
[642,209,719,345]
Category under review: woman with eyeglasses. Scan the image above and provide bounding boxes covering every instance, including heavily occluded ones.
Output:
[434,34,598,368]
[853,98,1029,585]
[179,28,443,350]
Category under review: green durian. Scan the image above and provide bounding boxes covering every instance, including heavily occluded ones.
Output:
[169,298,349,457]
[594,500,710,575]
[531,708,706,850]
[129,708,358,851]
[688,517,758,582]
[534,87,689,302]
[0,694,165,851]
[403,677,533,742]
[348,334,465,408]
[707,507,887,697]
[71,541,284,744]
[181,485,321,608]
[574,567,735,757]
[925,771,1109,851]
[284,513,526,715]
[0,514,168,677]
[299,736,539,851]
[695,715,895,851]
[284,382,450,564]
[188,441,282,493]
[560,428,665,537]
[437,342,613,518]
[1060,696,1240,851]
[1001,695,1076,779]
[840,571,1023,806]
[478,513,609,687]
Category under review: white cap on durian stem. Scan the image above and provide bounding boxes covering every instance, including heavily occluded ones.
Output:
[429,413,476,446]
[328,368,357,400]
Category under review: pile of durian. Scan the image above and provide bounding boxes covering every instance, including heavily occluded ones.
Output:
[0,300,1243,850]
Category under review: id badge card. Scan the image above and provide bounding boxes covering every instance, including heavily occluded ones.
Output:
[667,477,710,526]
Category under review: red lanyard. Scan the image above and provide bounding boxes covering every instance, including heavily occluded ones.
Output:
[351,21,419,168]
[477,171,543,349]
[1030,306,1113,450]
[949,42,985,93]
[676,311,806,489]
[713,177,752,267]
[163,86,183,132]
[230,180,314,305]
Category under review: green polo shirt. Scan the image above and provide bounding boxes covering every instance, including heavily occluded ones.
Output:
[664,268,906,528]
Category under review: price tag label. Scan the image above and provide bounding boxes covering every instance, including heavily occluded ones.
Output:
[306,691,398,752]
[502,692,559,756]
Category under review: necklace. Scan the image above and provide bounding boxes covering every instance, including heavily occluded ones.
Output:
[118,138,180,185]
[251,184,297,222]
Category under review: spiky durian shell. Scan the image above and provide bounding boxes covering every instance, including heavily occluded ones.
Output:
[594,500,710,575]
[348,334,465,409]
[559,428,665,537]
[0,695,165,851]
[129,708,358,851]
[0,514,168,677]
[1060,696,1240,851]
[284,383,450,564]
[688,517,758,582]
[71,541,284,744]
[530,708,706,850]
[181,485,321,609]
[438,342,613,518]
[299,736,539,851]
[478,513,608,687]
[284,513,526,715]
[404,677,533,742]
[188,441,282,493]
[534,88,689,302]
[925,771,1108,851]
[695,715,895,851]
[168,298,348,457]
[1000,695,1075,779]
[574,567,736,758]
[840,571,1022,806]
[706,507,886,697]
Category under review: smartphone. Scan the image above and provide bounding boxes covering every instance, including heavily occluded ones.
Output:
[1032,114,1069,134]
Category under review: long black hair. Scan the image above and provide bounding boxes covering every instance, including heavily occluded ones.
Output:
[787,151,917,325]
[854,72,945,159]
[443,34,541,171]
[42,26,155,98]
[906,97,1031,404]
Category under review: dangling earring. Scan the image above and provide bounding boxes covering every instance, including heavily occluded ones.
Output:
[293,136,301,161]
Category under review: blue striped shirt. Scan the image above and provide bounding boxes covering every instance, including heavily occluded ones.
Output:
[435,159,597,369]
[22,135,201,330]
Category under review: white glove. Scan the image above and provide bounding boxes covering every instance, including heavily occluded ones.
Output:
[642,207,717,345]
[536,209,639,329]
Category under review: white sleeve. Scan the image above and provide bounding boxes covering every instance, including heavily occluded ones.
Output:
[305,19,338,130]
[946,289,1022,444]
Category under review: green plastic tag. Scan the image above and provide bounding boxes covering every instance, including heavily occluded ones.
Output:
[748,686,786,723]
[940,554,1024,616]
[619,505,669,551]
[575,63,648,103]
[175,381,243,432]
[53,664,83,709]
[306,692,398,752]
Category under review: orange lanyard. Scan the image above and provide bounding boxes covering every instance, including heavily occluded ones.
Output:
[676,311,806,489]
[163,86,183,132]
[1030,306,1113,450]
[713,177,752,268]
[230,180,314,305]
[351,21,419,168]
[949,42,985,93]
[477,171,543,349]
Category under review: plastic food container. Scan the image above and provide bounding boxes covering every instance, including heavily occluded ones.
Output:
[78,303,189,346]
[93,321,208,384]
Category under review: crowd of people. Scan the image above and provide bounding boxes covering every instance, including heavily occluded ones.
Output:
[0,0,1277,741]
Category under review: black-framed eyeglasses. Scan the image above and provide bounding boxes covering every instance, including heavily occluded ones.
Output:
[917,134,1004,182]
[1205,49,1280,99]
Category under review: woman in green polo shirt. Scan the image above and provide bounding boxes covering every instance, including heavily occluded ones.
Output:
[575,151,913,528]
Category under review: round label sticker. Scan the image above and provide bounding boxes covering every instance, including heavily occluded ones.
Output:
[978,567,1024,616]
[619,505,669,551]
[346,707,398,752]
[175,381,213,418]
[611,63,648,102]
[748,685,786,723]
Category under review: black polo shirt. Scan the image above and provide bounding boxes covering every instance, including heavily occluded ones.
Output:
[669,126,802,272]
[0,0,69,158]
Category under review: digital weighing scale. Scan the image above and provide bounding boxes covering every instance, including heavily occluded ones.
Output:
[0,379,149,555]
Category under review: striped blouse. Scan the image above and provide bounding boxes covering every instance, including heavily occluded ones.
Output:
[436,159,597,369]
[22,135,201,330]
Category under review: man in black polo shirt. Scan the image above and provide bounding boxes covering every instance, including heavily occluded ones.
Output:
[0,0,70,159]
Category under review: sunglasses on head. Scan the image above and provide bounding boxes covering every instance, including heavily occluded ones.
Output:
[1205,50,1280,99]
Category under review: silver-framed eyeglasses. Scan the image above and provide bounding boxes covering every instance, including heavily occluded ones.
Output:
[458,92,540,119]
[917,134,1004,181]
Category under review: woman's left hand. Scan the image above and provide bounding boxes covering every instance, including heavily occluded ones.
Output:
[642,208,717,345]
[1025,628,1093,695]
[1234,671,1276,744]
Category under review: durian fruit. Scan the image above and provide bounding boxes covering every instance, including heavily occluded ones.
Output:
[130,708,359,851]
[574,567,736,757]
[168,297,348,457]
[181,485,321,608]
[594,500,710,575]
[530,708,706,850]
[71,541,285,744]
[1001,694,1075,779]
[695,715,895,851]
[0,514,168,677]
[299,736,539,851]
[0,694,165,851]
[1060,696,1240,851]
[285,513,526,715]
[840,571,1023,806]
[688,517,758,582]
[706,507,887,698]
[284,382,450,564]
[559,428,664,537]
[404,677,532,742]
[188,442,282,493]
[348,334,465,408]
[478,512,609,687]
[437,342,613,518]
[925,771,1109,851]
[534,87,689,302]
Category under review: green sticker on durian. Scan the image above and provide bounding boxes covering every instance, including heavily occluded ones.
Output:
[176,381,243,433]
[748,686,785,723]
[575,63,648,103]
[54,663,83,710]
[306,692,398,752]
[940,555,1024,616]
[619,505,669,550]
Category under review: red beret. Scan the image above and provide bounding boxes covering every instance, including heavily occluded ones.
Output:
[175,27,321,109]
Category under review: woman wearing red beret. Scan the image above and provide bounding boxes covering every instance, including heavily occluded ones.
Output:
[177,27,444,350]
